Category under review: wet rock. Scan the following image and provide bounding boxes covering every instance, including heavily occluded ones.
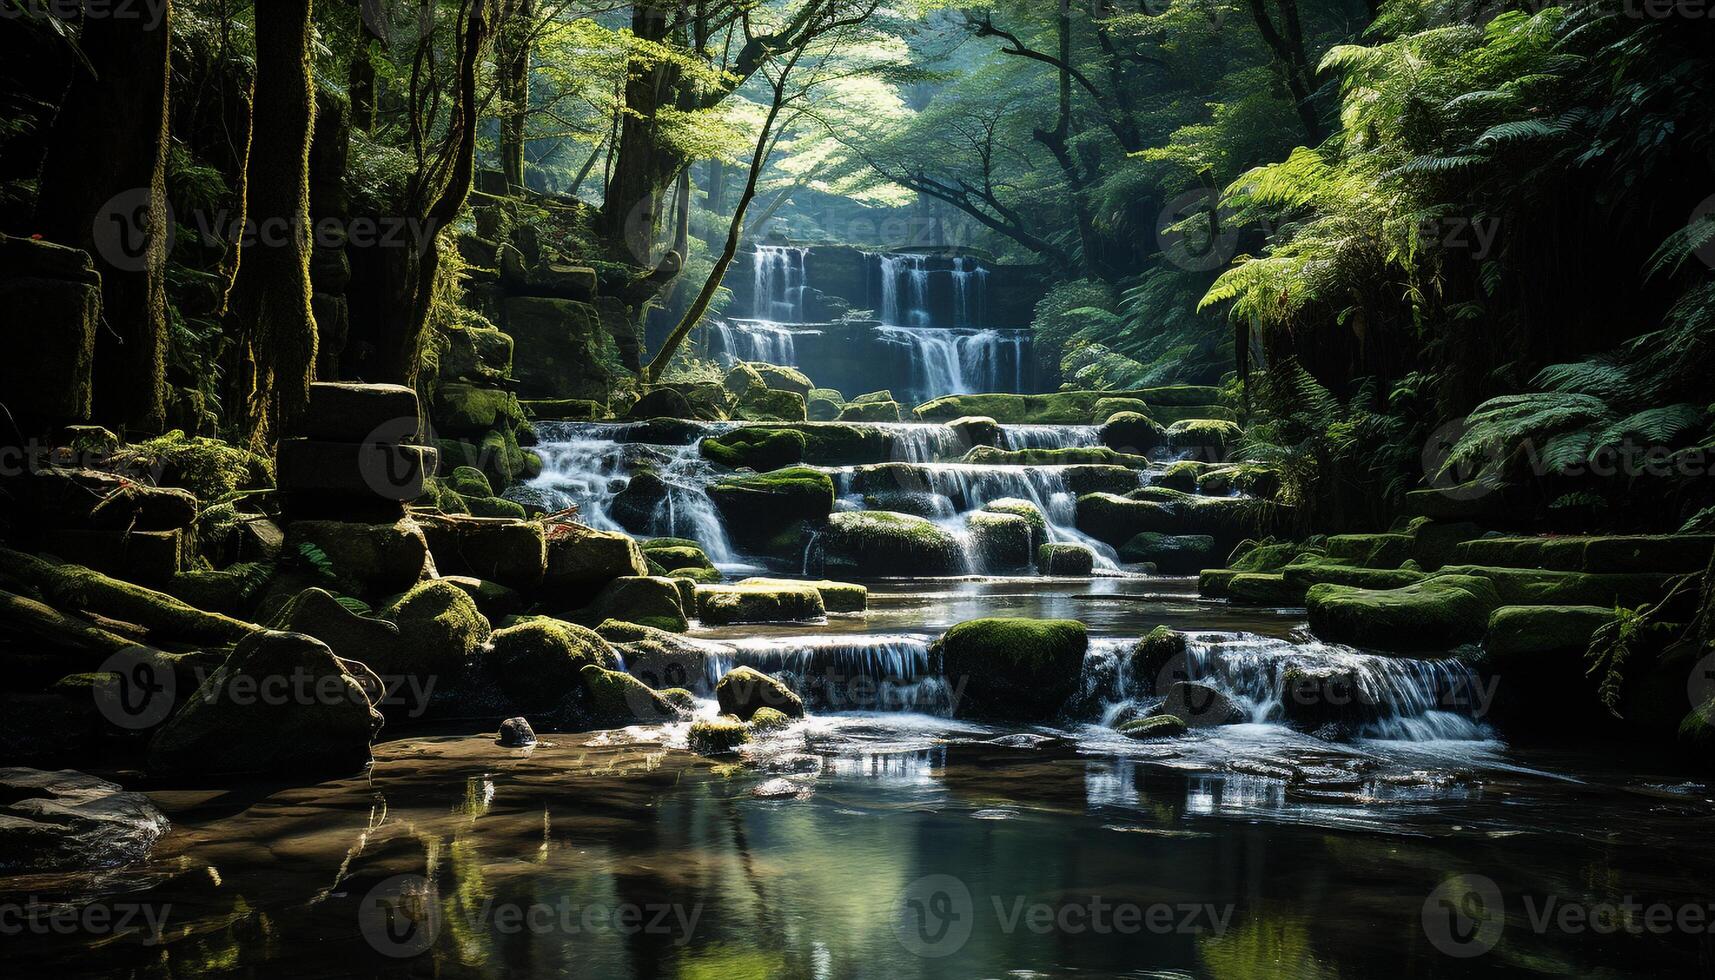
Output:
[1306,574,1501,652]
[947,415,999,448]
[0,768,169,873]
[490,620,614,711]
[1037,543,1095,575]
[735,577,866,613]
[933,618,1088,721]
[1119,715,1187,740]
[695,584,825,625]
[1099,412,1166,454]
[1128,626,1188,692]
[688,715,750,755]
[420,515,546,590]
[627,386,692,420]
[1156,681,1243,728]
[808,388,844,421]
[736,387,807,422]
[707,467,835,550]
[1280,665,1366,734]
[702,428,807,471]
[820,510,962,576]
[542,521,649,607]
[610,470,671,533]
[439,575,524,620]
[1165,419,1241,462]
[748,706,795,733]
[1119,532,1218,573]
[716,666,805,721]
[580,664,679,724]
[837,399,901,423]
[441,325,513,383]
[147,630,383,778]
[862,490,955,518]
[748,363,815,396]
[966,511,1033,571]
[583,576,690,632]
[497,716,537,747]
[283,517,432,597]
[723,362,766,398]
[271,586,401,675]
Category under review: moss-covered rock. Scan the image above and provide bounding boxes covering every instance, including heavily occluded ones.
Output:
[983,499,1048,548]
[421,516,547,590]
[771,422,893,465]
[688,715,751,755]
[966,511,1034,571]
[434,382,524,436]
[1076,491,1270,547]
[1279,664,1366,733]
[1438,565,1669,608]
[645,544,715,572]
[716,665,805,720]
[747,362,814,396]
[1036,543,1095,575]
[821,510,963,576]
[948,415,999,448]
[439,576,524,621]
[1159,681,1244,727]
[1223,573,1308,605]
[542,522,650,607]
[913,388,1227,424]
[723,362,766,398]
[735,387,808,422]
[933,618,1088,720]
[850,389,895,405]
[837,399,902,422]
[1119,532,1218,573]
[701,428,807,471]
[1306,575,1502,652]
[584,576,690,632]
[490,620,615,710]
[706,467,836,550]
[962,445,1153,469]
[736,577,867,613]
[463,495,528,520]
[579,664,679,724]
[695,584,826,625]
[1325,533,1415,568]
[626,386,693,420]
[1450,534,1715,575]
[270,586,400,674]
[110,430,273,501]
[1484,604,1615,659]
[1279,558,1425,593]
[610,470,669,533]
[445,465,494,498]
[1099,412,1166,454]
[284,518,431,598]
[1165,419,1241,461]
[387,579,494,675]
[1154,460,1210,493]
[1129,626,1187,691]
[807,388,845,421]
[1119,714,1188,739]
[863,490,957,518]
[148,630,382,778]
[668,566,723,584]
[748,706,794,733]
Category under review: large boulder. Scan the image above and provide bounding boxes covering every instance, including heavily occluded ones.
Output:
[1037,543,1095,576]
[837,400,902,423]
[0,236,99,428]
[1119,532,1218,573]
[148,631,384,777]
[502,296,618,402]
[982,498,1048,548]
[489,620,615,711]
[385,580,494,678]
[707,467,835,550]
[440,324,513,383]
[1157,681,1244,727]
[735,577,867,613]
[420,515,547,590]
[748,362,815,396]
[278,440,438,501]
[542,521,650,607]
[579,665,680,724]
[933,618,1088,721]
[270,586,401,674]
[1305,575,1501,653]
[283,518,432,597]
[715,665,805,721]
[1165,419,1241,461]
[821,511,963,576]
[701,427,807,471]
[965,511,1033,571]
[583,576,690,632]
[0,768,168,873]
[735,387,807,422]
[433,382,524,437]
[1099,412,1166,454]
[627,386,693,420]
[947,415,999,448]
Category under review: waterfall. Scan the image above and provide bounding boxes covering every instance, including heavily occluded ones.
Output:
[835,462,1130,568]
[711,320,816,367]
[996,425,1100,451]
[1075,633,1492,741]
[951,256,989,327]
[859,422,966,463]
[875,253,932,327]
[528,422,739,564]
[876,325,1032,405]
[703,634,950,713]
[752,245,809,323]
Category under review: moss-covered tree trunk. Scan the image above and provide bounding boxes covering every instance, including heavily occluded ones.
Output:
[599,2,678,259]
[33,0,173,435]
[224,0,319,450]
[496,0,536,190]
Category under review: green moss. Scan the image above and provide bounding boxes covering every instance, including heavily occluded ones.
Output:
[1098,412,1167,454]
[737,577,867,613]
[668,566,723,584]
[490,620,615,710]
[746,362,814,395]
[1129,626,1187,690]
[807,388,845,421]
[769,422,892,465]
[642,537,702,551]
[660,688,698,713]
[1119,714,1188,739]
[1280,558,1426,592]
[695,584,826,625]
[520,398,603,420]
[822,510,963,576]
[1076,491,1272,547]
[715,665,805,719]
[646,545,715,572]
[583,576,689,633]
[465,495,528,520]
[445,465,494,498]
[434,382,524,435]
[933,618,1088,720]
[706,466,836,549]
[723,362,765,397]
[966,511,1034,570]
[1036,543,1094,575]
[1484,605,1615,659]
[688,716,751,755]
[748,706,794,732]
[388,579,493,674]
[962,445,1153,469]
[983,499,1049,546]
[1306,574,1502,652]
[1165,418,1242,459]
[1093,397,1152,420]
[579,664,678,723]
[1450,534,1715,575]
[850,390,894,405]
[701,428,807,471]
[1325,533,1415,568]
[735,387,807,422]
[1154,460,1210,492]
[110,430,273,501]
[1225,573,1307,605]
[1436,565,1668,607]
[1228,538,1321,572]
[837,400,902,422]
[913,388,1226,424]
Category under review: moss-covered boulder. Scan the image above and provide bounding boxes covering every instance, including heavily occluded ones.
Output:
[735,387,807,422]
[1037,543,1095,575]
[821,510,963,576]
[706,467,835,550]
[1306,575,1501,652]
[701,427,807,471]
[1325,533,1415,569]
[723,362,766,398]
[1279,558,1425,593]
[1077,490,1270,547]
[736,577,867,613]
[1119,532,1218,573]
[863,490,956,518]
[1159,681,1244,727]
[966,511,1033,571]
[695,584,826,625]
[1223,572,1308,605]
[644,543,715,572]
[849,390,895,405]
[774,422,893,464]
[933,618,1088,721]
[489,620,615,710]
[837,399,902,422]
[584,576,689,632]
[463,495,528,520]
[913,389,1223,425]
[270,586,401,675]
[748,706,794,733]
[1119,714,1188,740]
[626,386,693,421]
[148,630,383,778]
[948,415,999,448]
[1154,460,1210,493]
[1437,565,1669,608]
[747,362,814,396]
[579,664,679,724]
[434,382,524,436]
[807,388,845,421]
[982,499,1048,546]
[542,522,650,607]
[445,465,494,498]
[1450,534,1715,575]
[284,518,431,598]
[668,566,723,584]
[1483,605,1615,660]
[420,515,547,590]
[689,715,751,755]
[1099,412,1166,454]
[1164,418,1241,461]
[962,445,1153,469]
[386,579,494,675]
[716,665,805,720]
[1128,626,1188,692]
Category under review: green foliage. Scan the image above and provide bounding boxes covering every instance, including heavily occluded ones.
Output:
[1585,603,1674,718]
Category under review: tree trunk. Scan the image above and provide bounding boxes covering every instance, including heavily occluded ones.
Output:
[33,1,173,435]
[1248,0,1323,144]
[349,36,376,132]
[224,0,319,450]
[599,2,679,259]
[496,0,536,190]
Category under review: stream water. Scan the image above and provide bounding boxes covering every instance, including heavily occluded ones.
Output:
[11,578,1715,978]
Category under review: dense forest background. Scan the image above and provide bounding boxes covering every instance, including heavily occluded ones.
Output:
[3,0,1713,533]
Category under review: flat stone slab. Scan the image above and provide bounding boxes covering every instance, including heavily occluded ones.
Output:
[0,768,169,873]
[302,382,421,443]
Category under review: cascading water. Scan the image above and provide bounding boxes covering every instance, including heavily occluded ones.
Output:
[701,634,949,713]
[752,245,809,323]
[877,325,1031,405]
[951,256,989,327]
[996,425,1101,451]
[1074,633,1492,742]
[529,421,740,564]
[712,320,816,367]
[876,253,932,327]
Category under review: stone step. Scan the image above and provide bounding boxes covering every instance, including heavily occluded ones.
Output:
[276,439,436,501]
[301,382,420,443]
[1451,534,1715,575]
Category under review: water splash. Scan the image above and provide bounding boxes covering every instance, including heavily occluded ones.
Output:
[704,634,950,713]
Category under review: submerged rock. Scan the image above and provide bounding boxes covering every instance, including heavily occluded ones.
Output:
[0,768,169,873]
[933,618,1088,721]
[1119,715,1187,740]
[688,715,751,755]
[1156,681,1244,727]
